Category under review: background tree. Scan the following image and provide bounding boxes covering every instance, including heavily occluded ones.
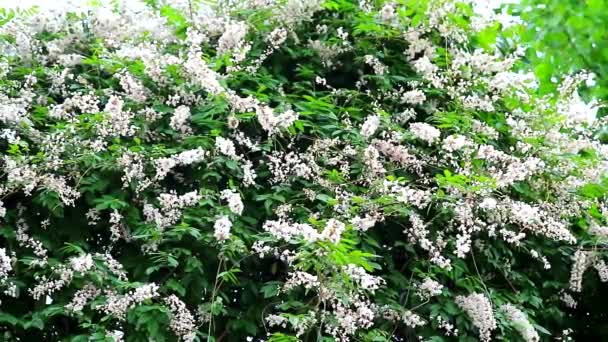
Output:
[512,0,608,99]
[510,0,608,339]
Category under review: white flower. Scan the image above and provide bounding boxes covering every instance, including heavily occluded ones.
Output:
[66,284,100,312]
[214,216,232,242]
[379,3,396,22]
[144,191,202,231]
[164,295,197,341]
[174,148,207,164]
[154,148,206,180]
[283,271,319,291]
[442,134,471,152]
[561,292,577,309]
[401,89,426,105]
[220,189,244,215]
[350,215,376,231]
[500,304,539,342]
[561,91,598,126]
[217,21,248,55]
[320,218,346,244]
[117,71,148,103]
[478,197,497,210]
[363,55,387,75]
[569,250,593,292]
[256,106,299,134]
[409,122,441,144]
[99,96,136,137]
[107,330,124,342]
[0,103,30,125]
[413,56,439,83]
[99,283,160,320]
[417,277,443,300]
[361,115,380,138]
[70,254,94,273]
[215,136,238,159]
[263,219,320,242]
[455,293,496,342]
[343,264,384,292]
[184,52,225,95]
[266,27,288,48]
[242,160,257,187]
[170,106,192,134]
[402,310,426,327]
[0,248,12,281]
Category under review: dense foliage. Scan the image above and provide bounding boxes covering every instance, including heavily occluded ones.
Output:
[507,0,608,337]
[0,0,607,341]
[513,0,608,100]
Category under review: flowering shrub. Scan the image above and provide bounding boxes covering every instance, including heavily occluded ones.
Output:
[0,0,607,341]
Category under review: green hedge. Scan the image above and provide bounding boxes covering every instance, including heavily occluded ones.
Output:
[0,0,606,341]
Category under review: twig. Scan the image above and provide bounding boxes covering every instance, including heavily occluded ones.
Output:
[471,249,492,306]
[207,257,224,341]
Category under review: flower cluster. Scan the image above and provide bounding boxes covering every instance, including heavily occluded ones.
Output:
[456,293,497,341]
[500,304,540,342]
[0,0,605,340]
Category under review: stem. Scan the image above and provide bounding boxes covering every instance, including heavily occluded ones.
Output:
[207,256,224,341]
[188,0,194,22]
[471,249,492,307]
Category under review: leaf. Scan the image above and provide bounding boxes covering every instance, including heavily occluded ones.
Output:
[93,195,128,210]
[267,333,299,342]
[159,5,188,38]
[579,183,607,199]
[534,324,552,335]
[22,316,44,330]
[0,313,18,326]
[166,279,186,296]
[260,281,281,298]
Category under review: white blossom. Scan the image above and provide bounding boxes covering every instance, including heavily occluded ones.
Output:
[500,304,539,342]
[215,136,238,159]
[361,115,381,138]
[320,219,346,244]
[409,122,441,144]
[170,105,192,134]
[220,189,244,215]
[401,89,426,105]
[456,293,496,342]
[214,216,232,242]
[343,264,384,292]
[417,277,443,300]
[442,134,472,152]
[70,254,94,273]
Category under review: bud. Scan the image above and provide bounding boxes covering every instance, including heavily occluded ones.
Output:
[227,115,239,129]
